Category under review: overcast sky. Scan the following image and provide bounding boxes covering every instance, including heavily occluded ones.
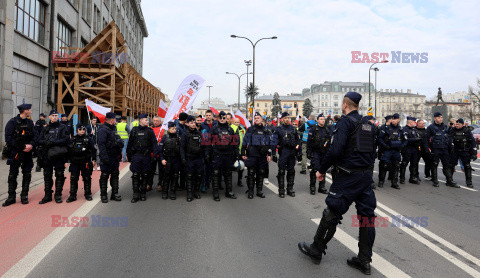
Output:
[140,0,480,105]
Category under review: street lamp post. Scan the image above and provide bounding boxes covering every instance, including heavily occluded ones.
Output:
[207,85,213,104]
[231,35,277,116]
[368,60,388,114]
[245,60,252,116]
[226,72,252,112]
[373,67,379,118]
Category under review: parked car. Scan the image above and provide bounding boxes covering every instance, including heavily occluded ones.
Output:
[473,128,480,147]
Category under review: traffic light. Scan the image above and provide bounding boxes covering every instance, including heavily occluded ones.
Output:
[294,102,297,108]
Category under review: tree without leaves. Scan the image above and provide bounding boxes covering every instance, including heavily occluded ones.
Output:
[303,98,313,118]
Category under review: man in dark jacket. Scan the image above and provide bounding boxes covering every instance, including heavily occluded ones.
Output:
[159,121,181,200]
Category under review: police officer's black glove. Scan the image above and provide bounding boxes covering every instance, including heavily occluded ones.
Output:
[272,155,278,163]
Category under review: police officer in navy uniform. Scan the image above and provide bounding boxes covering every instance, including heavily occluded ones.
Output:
[210,111,239,201]
[97,112,124,203]
[181,115,208,202]
[60,114,74,137]
[127,114,158,203]
[427,112,457,187]
[450,118,477,188]
[159,121,181,200]
[34,113,47,172]
[377,113,406,189]
[2,103,36,206]
[415,119,432,180]
[272,112,302,198]
[241,112,272,199]
[66,123,96,202]
[307,114,330,195]
[399,116,422,185]
[298,92,377,275]
[38,110,70,204]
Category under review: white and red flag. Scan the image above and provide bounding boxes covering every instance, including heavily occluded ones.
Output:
[85,99,111,123]
[209,105,219,115]
[234,109,251,129]
[158,99,168,118]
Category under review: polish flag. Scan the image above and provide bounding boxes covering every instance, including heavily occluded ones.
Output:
[209,105,219,115]
[158,99,168,118]
[234,109,251,129]
[85,99,110,124]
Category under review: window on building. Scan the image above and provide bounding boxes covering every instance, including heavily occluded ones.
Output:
[342,87,345,92]
[80,37,88,48]
[104,0,110,10]
[68,0,79,9]
[56,20,72,56]
[265,103,267,108]
[323,87,327,92]
[257,103,259,108]
[334,85,338,92]
[93,5,101,33]
[14,0,46,44]
[333,95,338,100]
[333,102,338,107]
[82,0,92,24]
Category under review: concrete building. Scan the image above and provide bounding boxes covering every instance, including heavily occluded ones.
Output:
[0,0,148,146]
[254,93,304,118]
[375,89,426,122]
[195,97,229,116]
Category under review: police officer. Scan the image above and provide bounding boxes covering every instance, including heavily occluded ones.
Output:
[241,112,272,199]
[427,112,457,188]
[2,104,36,206]
[298,92,376,275]
[60,114,74,137]
[377,113,406,189]
[272,112,302,198]
[34,113,47,172]
[307,114,330,195]
[210,111,239,201]
[181,115,208,202]
[38,110,70,204]
[159,122,181,200]
[97,112,124,203]
[67,123,96,202]
[416,119,432,180]
[450,118,477,188]
[127,114,158,203]
[400,116,422,185]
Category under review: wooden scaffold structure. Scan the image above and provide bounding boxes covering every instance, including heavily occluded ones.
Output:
[54,21,164,121]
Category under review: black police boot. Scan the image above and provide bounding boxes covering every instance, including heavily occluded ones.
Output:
[110,170,122,201]
[256,169,266,198]
[399,162,407,184]
[224,171,237,199]
[309,170,316,195]
[162,176,170,199]
[409,163,420,184]
[35,165,42,172]
[465,166,473,188]
[247,168,255,199]
[194,174,202,199]
[131,172,141,203]
[186,173,194,202]
[54,171,65,203]
[377,162,387,188]
[20,172,31,204]
[39,170,54,204]
[66,174,79,203]
[140,173,149,201]
[99,172,109,203]
[431,163,439,187]
[212,170,220,201]
[347,223,373,275]
[237,170,243,187]
[82,174,93,201]
[347,256,371,275]
[286,169,296,197]
[277,169,286,198]
[391,163,400,189]
[444,165,459,188]
[2,173,18,207]
[318,179,328,194]
[170,173,178,200]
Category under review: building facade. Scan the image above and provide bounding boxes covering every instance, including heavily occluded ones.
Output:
[254,93,304,118]
[376,89,426,122]
[0,0,148,145]
[195,97,230,116]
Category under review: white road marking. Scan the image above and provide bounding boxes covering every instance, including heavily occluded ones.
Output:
[3,165,131,278]
[419,162,480,174]
[311,218,411,278]
[264,180,410,277]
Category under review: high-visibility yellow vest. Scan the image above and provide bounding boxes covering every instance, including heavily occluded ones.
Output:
[132,120,139,128]
[117,122,129,139]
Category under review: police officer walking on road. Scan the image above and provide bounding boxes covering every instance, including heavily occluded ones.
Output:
[450,118,477,188]
[272,112,302,198]
[127,114,158,203]
[307,114,330,195]
[427,112,457,188]
[97,112,124,203]
[67,123,96,202]
[400,116,422,185]
[298,92,377,275]
[38,110,70,204]
[3,103,36,207]
[377,113,406,189]
[159,122,181,200]
[210,111,239,201]
[181,115,208,202]
[241,112,272,199]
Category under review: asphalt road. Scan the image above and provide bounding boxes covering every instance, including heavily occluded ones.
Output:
[5,160,480,278]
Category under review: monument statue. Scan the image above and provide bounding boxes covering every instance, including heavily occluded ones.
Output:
[435,87,445,106]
